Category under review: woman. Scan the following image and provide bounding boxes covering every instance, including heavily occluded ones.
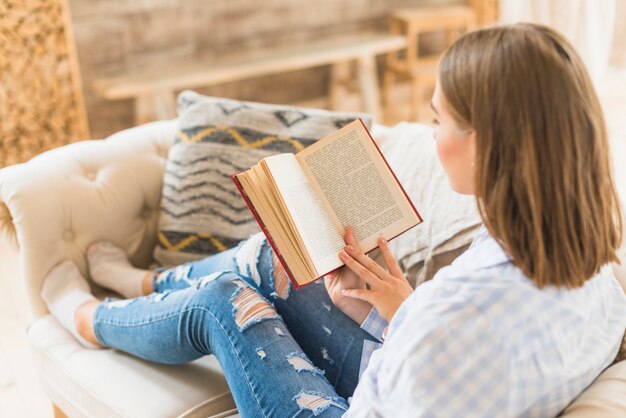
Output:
[42,23,625,417]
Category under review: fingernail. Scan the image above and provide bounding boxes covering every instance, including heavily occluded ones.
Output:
[345,245,353,252]
[341,289,347,294]
[340,251,348,259]
[380,238,387,245]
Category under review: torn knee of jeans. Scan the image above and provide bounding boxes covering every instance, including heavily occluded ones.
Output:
[195,271,231,289]
[274,326,286,336]
[103,287,173,309]
[231,278,247,288]
[287,352,325,376]
[154,268,170,285]
[154,264,193,287]
[271,254,291,300]
[230,281,279,331]
[293,390,347,415]
[233,232,266,286]
[144,290,174,303]
[102,298,135,309]
[174,264,192,282]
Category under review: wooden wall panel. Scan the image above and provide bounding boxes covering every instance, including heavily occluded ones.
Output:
[69,0,464,138]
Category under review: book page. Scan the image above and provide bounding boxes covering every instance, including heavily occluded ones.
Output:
[264,154,345,276]
[237,169,314,283]
[257,162,318,279]
[296,120,420,254]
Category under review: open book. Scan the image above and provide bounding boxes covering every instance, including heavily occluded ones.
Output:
[231,119,422,289]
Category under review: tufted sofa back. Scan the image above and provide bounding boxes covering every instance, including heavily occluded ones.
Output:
[0,120,178,317]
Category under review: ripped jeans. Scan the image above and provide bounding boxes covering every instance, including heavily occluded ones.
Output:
[93,233,378,417]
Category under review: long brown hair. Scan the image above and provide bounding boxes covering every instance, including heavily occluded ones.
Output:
[439,23,623,288]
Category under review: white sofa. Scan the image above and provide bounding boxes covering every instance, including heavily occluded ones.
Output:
[0,119,625,417]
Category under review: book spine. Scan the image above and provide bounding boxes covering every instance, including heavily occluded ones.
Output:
[230,172,306,290]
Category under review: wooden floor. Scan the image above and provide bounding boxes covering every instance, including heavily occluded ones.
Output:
[1,70,625,418]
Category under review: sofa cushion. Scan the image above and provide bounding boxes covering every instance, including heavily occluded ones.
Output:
[28,315,238,418]
[154,91,372,267]
[560,361,626,417]
[0,119,178,317]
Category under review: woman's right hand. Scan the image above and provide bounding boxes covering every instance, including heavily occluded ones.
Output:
[324,227,373,324]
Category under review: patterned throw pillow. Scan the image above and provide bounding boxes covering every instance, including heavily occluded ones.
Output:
[154,90,373,267]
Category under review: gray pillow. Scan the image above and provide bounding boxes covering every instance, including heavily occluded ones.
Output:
[154,90,372,267]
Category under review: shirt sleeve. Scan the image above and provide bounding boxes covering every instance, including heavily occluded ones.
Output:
[347,289,511,417]
[359,307,388,342]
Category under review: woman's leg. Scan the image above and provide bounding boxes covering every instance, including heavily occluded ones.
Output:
[141,233,379,398]
[150,247,238,292]
[89,233,379,398]
[86,241,238,297]
[94,271,349,417]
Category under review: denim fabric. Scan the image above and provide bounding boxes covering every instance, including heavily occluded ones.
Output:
[93,234,377,417]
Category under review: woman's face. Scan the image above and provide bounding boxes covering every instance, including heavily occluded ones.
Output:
[431,81,476,195]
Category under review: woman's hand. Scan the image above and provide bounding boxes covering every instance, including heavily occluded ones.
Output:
[323,228,373,325]
[339,227,413,323]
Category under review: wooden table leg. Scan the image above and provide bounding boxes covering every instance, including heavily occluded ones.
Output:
[134,91,176,125]
[329,61,352,111]
[383,18,403,108]
[356,54,382,122]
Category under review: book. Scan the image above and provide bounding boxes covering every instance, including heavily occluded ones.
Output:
[231,119,422,289]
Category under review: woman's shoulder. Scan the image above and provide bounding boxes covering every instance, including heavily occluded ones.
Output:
[412,258,623,320]
[363,263,625,417]
[399,260,626,357]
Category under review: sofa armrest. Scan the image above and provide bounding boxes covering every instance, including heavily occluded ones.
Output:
[0,119,178,318]
[561,361,626,417]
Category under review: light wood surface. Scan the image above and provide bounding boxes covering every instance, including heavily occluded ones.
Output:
[67,0,464,139]
[95,33,407,123]
[468,0,500,26]
[384,5,476,121]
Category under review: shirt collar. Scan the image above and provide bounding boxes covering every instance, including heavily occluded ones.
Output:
[452,225,512,271]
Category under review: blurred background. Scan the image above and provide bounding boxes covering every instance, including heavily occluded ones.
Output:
[1,1,625,416]
[1,0,624,168]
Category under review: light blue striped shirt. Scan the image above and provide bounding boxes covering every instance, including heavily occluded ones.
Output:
[348,226,626,417]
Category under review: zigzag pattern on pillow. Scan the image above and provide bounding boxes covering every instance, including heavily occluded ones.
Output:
[154,91,372,267]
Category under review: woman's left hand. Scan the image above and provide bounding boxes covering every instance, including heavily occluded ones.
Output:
[339,228,414,322]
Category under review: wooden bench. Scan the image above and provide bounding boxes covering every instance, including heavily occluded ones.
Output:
[94,33,407,124]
